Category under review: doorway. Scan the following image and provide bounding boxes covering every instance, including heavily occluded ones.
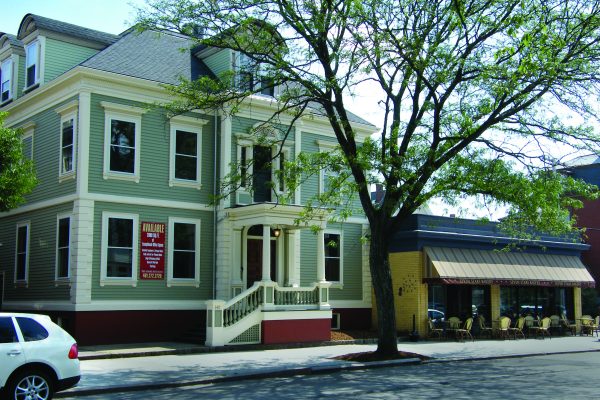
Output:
[246,226,277,288]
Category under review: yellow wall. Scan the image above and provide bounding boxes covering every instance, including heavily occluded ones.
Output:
[383,251,429,336]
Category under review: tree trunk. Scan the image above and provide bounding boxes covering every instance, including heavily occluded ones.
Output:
[369,228,398,355]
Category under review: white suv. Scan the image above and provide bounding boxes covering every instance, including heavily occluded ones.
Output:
[0,313,80,400]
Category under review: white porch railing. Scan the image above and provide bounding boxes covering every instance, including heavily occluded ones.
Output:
[205,281,331,346]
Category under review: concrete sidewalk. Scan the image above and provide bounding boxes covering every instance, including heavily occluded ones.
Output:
[58,336,600,397]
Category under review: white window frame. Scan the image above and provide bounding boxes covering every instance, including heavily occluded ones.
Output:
[100,212,139,287]
[25,40,41,88]
[14,221,31,285]
[323,229,343,286]
[1,58,13,103]
[169,116,207,189]
[55,100,79,181]
[235,128,293,203]
[55,214,71,282]
[101,101,147,183]
[167,217,201,287]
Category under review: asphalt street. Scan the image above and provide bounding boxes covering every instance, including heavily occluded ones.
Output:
[60,352,599,399]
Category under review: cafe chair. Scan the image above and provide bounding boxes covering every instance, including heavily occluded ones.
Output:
[455,318,474,342]
[477,315,494,339]
[593,316,600,337]
[428,318,443,340]
[508,317,526,339]
[580,316,595,336]
[498,316,511,340]
[529,317,551,339]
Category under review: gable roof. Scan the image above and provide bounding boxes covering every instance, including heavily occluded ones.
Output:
[564,154,600,168]
[17,14,118,46]
[81,29,212,85]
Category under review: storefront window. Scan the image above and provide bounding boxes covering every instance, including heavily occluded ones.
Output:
[500,286,574,320]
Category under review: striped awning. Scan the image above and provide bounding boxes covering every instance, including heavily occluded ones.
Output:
[424,247,595,288]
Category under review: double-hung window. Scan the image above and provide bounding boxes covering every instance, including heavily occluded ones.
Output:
[55,215,71,280]
[1,58,13,102]
[169,116,206,189]
[61,119,75,175]
[15,222,30,284]
[25,41,40,88]
[101,102,146,182]
[324,231,342,283]
[100,212,139,286]
[167,217,200,286]
[56,100,78,179]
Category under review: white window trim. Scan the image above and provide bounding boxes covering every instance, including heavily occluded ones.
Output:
[24,39,42,89]
[235,129,294,203]
[14,221,31,285]
[169,116,207,189]
[56,100,79,181]
[1,57,13,103]
[100,212,139,287]
[167,217,201,287]
[272,144,291,195]
[324,229,343,287]
[101,101,147,183]
[55,213,71,282]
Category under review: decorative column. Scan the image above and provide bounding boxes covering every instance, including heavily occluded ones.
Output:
[262,224,271,281]
[316,229,326,282]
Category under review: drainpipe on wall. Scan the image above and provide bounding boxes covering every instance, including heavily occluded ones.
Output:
[213,110,219,299]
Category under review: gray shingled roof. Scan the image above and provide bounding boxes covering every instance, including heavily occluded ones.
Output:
[81,29,211,85]
[306,101,376,128]
[18,14,118,46]
[0,33,22,47]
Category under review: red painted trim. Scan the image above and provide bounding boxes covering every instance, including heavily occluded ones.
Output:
[262,319,330,344]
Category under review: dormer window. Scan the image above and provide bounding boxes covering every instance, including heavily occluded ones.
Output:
[0,58,12,102]
[234,52,276,97]
[25,41,40,88]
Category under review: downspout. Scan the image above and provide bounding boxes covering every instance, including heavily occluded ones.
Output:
[213,110,219,299]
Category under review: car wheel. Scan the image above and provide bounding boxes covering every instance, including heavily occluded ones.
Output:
[7,369,54,400]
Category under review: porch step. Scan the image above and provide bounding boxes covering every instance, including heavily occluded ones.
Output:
[176,325,206,345]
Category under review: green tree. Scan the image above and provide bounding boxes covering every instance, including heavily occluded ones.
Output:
[0,112,37,212]
[137,0,600,355]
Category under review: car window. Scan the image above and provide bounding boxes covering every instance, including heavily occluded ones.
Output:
[15,317,49,342]
[0,317,19,343]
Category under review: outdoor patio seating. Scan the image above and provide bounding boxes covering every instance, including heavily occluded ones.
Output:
[524,315,536,336]
[455,318,474,342]
[549,315,561,334]
[498,316,511,340]
[428,318,443,339]
[477,315,494,339]
[445,316,461,338]
[593,316,600,337]
[580,315,595,336]
[529,316,551,339]
[508,317,526,339]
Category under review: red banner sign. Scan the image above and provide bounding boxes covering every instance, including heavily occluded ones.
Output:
[140,222,165,280]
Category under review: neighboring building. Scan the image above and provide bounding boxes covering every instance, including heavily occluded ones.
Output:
[563,155,600,311]
[0,15,376,345]
[382,214,595,337]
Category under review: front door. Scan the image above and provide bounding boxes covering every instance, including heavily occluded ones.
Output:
[246,237,277,289]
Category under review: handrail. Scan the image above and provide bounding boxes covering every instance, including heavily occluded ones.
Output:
[274,285,319,306]
[222,284,264,327]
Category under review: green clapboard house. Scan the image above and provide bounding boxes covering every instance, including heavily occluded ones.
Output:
[0,14,376,345]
